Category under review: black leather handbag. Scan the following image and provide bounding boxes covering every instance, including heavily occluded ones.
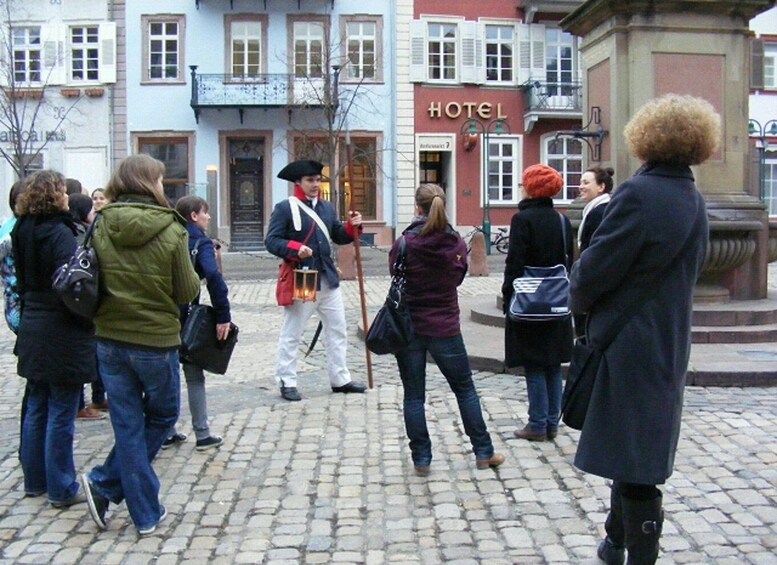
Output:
[52,217,100,319]
[180,304,239,374]
[561,337,601,430]
[366,237,414,355]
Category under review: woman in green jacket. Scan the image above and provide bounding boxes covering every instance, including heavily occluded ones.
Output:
[82,154,200,536]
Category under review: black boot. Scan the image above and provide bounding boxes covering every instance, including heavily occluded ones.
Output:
[598,486,625,564]
[622,493,663,565]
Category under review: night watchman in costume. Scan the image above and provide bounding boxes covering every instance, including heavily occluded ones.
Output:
[265,160,367,401]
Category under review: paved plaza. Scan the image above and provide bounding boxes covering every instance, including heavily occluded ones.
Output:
[0,266,776,564]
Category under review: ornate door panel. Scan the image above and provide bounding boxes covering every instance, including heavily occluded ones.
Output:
[229,139,264,250]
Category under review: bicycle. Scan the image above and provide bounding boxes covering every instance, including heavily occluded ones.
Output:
[464,226,509,254]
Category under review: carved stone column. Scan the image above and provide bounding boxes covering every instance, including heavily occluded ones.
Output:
[562,0,774,300]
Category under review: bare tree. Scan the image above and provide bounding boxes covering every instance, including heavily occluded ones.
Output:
[279,23,386,221]
[0,0,82,177]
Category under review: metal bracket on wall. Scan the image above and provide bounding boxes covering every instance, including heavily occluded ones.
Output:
[555,106,609,161]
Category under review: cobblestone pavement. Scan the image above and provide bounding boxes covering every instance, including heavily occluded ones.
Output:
[0,274,776,564]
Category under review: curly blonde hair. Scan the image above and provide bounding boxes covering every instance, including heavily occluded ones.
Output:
[624,94,721,166]
[15,170,67,216]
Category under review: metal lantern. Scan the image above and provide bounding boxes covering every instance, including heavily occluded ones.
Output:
[293,267,318,302]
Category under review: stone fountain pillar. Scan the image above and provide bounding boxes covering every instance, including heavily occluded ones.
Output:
[562,0,774,301]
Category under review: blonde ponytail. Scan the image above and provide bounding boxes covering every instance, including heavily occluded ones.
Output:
[416,184,447,236]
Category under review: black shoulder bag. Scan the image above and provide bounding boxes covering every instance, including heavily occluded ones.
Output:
[365,236,415,355]
[180,237,239,374]
[52,217,101,319]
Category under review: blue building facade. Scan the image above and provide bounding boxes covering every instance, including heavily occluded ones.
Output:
[124,0,396,249]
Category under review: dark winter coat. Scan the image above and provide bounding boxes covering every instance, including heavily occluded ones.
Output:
[182,223,230,324]
[578,203,606,251]
[11,212,96,386]
[389,219,468,338]
[265,192,354,289]
[569,163,708,485]
[503,198,573,368]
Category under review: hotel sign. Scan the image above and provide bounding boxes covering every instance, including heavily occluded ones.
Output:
[428,101,507,120]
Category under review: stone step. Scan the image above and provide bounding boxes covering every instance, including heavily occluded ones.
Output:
[489,293,777,327]
[357,296,777,386]
[692,297,777,326]
[692,324,777,344]
[469,295,777,346]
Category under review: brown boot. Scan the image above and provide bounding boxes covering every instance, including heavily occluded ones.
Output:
[513,426,545,441]
[475,453,505,470]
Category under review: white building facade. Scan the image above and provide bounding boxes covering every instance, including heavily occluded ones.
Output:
[0,0,117,218]
[124,0,397,249]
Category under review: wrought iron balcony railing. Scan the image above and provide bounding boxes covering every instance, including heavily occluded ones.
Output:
[189,67,326,122]
[521,80,583,113]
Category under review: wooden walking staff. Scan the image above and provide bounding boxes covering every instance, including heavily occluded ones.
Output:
[344,128,374,388]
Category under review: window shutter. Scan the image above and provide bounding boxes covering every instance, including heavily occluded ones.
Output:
[409,20,426,83]
[460,21,483,84]
[518,23,545,84]
[752,38,765,91]
[98,22,117,84]
[41,23,66,86]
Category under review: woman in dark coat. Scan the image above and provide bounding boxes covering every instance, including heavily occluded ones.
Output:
[12,170,96,506]
[577,166,614,252]
[503,164,573,442]
[391,184,504,476]
[569,94,719,565]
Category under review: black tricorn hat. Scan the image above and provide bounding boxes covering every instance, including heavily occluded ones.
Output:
[277,160,324,182]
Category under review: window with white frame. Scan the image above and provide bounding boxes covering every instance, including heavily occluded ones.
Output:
[70,26,99,82]
[231,20,262,77]
[12,27,42,84]
[428,23,457,81]
[545,135,583,200]
[487,137,520,204]
[765,44,777,89]
[485,25,513,82]
[142,15,185,82]
[545,28,575,95]
[764,157,777,215]
[293,21,325,78]
[345,18,379,81]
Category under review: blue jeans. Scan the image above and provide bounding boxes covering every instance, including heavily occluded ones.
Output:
[395,334,494,467]
[524,364,563,433]
[87,340,179,531]
[20,380,81,501]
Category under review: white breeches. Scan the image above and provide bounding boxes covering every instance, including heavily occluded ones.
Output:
[275,281,351,388]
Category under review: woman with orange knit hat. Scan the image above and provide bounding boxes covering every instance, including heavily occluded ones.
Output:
[503,164,573,442]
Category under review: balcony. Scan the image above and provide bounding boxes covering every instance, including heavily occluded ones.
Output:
[521,79,583,132]
[189,67,326,123]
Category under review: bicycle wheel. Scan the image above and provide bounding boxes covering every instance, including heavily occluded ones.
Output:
[495,237,509,254]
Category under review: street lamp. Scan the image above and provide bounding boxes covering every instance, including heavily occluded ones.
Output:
[748,118,777,205]
[459,117,511,254]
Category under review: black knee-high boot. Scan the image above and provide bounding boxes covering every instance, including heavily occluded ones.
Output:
[598,485,625,565]
[622,493,663,565]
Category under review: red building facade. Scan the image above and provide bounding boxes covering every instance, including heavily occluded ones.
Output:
[410,0,584,231]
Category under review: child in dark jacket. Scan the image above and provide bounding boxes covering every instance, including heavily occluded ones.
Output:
[164,196,231,451]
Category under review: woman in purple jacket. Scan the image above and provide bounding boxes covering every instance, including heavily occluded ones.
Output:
[389,184,504,477]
